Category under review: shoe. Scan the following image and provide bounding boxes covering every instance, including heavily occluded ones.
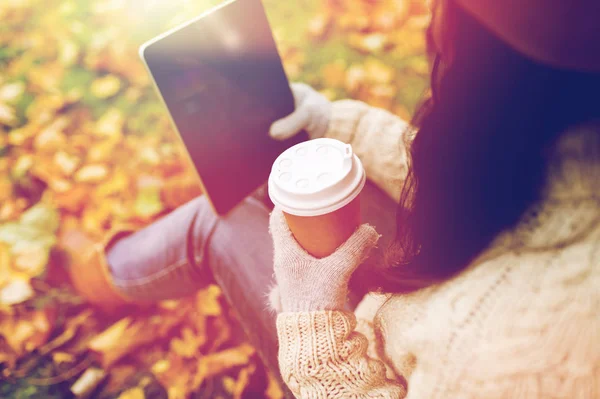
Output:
[60,227,136,313]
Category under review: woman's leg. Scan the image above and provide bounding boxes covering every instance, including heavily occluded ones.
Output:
[106,194,283,382]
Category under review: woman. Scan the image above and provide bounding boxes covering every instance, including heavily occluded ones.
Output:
[67,0,600,397]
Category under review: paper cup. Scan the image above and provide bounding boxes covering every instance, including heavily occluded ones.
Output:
[268,138,366,258]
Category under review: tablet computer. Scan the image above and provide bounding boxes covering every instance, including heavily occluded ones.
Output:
[140,0,306,215]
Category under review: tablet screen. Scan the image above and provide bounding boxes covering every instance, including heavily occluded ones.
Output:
[141,0,306,214]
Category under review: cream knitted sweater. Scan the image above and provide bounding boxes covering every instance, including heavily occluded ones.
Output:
[275,100,600,398]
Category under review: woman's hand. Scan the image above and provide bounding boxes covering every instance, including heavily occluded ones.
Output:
[269,83,332,141]
[268,208,380,312]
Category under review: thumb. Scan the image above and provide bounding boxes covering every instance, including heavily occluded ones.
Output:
[325,224,381,270]
[269,104,311,141]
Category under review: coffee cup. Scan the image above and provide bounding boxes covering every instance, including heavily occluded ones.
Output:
[268,138,366,258]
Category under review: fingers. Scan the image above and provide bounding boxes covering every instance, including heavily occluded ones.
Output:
[269,105,311,141]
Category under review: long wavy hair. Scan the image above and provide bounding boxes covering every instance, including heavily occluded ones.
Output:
[358,1,600,295]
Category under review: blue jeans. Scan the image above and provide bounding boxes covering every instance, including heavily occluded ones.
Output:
[105,182,397,392]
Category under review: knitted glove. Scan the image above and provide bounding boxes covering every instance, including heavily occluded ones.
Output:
[268,208,380,312]
[269,83,332,141]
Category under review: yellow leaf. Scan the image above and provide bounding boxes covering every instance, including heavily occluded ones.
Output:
[151,359,170,375]
[91,75,122,99]
[134,186,164,219]
[0,102,16,126]
[0,309,51,355]
[265,371,285,399]
[11,155,34,179]
[196,284,222,316]
[13,244,48,278]
[0,243,11,287]
[233,365,255,399]
[118,387,145,399]
[170,327,205,359]
[345,64,366,93]
[349,33,388,54]
[197,343,255,379]
[364,58,395,85]
[54,151,80,176]
[71,368,106,398]
[60,39,79,66]
[88,317,132,352]
[0,81,25,103]
[307,13,332,41]
[52,351,75,364]
[95,170,129,197]
[0,279,34,305]
[222,376,236,394]
[34,117,69,152]
[87,139,118,163]
[74,164,109,183]
[95,108,124,139]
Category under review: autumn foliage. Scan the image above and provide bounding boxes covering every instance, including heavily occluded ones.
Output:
[0,0,428,397]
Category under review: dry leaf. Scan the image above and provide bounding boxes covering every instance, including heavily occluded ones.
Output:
[0,279,34,305]
[34,117,69,152]
[52,351,76,364]
[74,164,109,183]
[54,151,80,176]
[95,108,124,139]
[0,81,25,103]
[91,74,122,99]
[196,284,222,317]
[118,387,145,399]
[0,309,51,355]
[71,368,107,398]
[134,186,164,219]
[0,102,16,126]
[307,13,332,41]
[197,343,255,380]
[170,327,206,359]
[265,371,285,399]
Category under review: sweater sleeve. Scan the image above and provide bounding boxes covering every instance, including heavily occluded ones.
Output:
[277,311,406,398]
[324,100,414,202]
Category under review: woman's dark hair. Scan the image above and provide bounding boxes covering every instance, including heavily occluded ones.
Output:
[361,2,600,294]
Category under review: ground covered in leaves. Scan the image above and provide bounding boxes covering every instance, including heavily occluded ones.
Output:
[0,0,428,397]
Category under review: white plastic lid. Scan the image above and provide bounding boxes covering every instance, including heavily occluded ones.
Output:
[268,138,366,216]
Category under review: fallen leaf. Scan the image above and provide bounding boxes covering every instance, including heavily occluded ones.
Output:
[0,309,51,355]
[74,164,109,183]
[197,343,255,380]
[70,368,107,398]
[52,351,76,364]
[34,117,69,152]
[0,81,25,103]
[307,13,332,41]
[95,108,124,139]
[196,284,222,317]
[118,387,145,399]
[134,186,164,219]
[91,74,122,99]
[0,102,16,126]
[151,359,170,375]
[265,371,285,399]
[54,185,89,213]
[54,151,80,176]
[170,327,206,359]
[0,279,34,305]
